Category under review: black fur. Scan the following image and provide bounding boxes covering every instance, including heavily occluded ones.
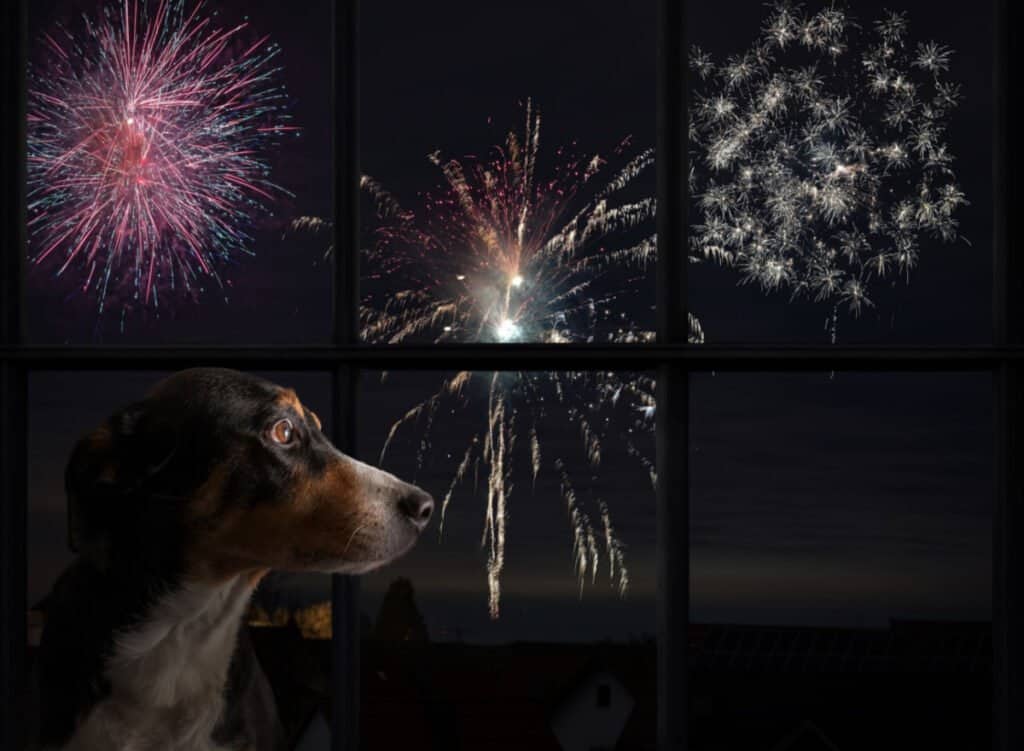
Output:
[35,367,430,750]
[37,369,307,750]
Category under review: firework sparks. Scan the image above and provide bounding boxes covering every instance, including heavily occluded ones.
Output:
[689,2,967,329]
[360,101,658,347]
[27,0,294,313]
[300,102,660,618]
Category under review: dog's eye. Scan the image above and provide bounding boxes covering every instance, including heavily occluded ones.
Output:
[269,418,295,446]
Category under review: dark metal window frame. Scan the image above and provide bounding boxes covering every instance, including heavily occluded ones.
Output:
[0,1,1018,750]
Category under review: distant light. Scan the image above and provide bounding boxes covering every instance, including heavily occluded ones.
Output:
[456,274,466,281]
[510,274,524,288]
[443,325,453,332]
[496,318,520,341]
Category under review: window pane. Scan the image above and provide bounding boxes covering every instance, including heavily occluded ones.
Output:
[358,370,657,749]
[686,0,992,344]
[690,371,993,748]
[359,1,657,344]
[25,0,334,344]
[26,369,333,748]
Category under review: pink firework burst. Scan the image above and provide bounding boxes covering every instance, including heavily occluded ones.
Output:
[27,0,295,312]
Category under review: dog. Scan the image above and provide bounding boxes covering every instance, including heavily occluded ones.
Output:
[34,368,434,751]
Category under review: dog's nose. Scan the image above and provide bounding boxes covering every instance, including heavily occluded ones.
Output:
[397,486,434,530]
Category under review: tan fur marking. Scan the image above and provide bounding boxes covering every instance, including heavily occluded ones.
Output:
[247,568,270,588]
[186,463,232,523]
[276,389,320,432]
[275,389,303,415]
[185,456,369,581]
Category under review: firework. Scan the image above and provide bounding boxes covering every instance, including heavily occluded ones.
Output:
[375,368,653,619]
[366,104,660,618]
[361,100,659,347]
[27,0,294,312]
[299,103,660,617]
[689,2,967,334]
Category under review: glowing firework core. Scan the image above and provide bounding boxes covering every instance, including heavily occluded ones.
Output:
[104,118,147,181]
[495,318,521,341]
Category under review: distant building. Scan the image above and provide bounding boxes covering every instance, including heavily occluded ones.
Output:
[293,602,332,639]
[247,603,275,627]
[770,721,841,751]
[249,620,991,751]
[551,667,635,751]
[294,709,330,751]
[247,601,293,628]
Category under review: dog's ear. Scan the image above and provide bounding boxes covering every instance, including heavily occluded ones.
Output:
[65,401,178,564]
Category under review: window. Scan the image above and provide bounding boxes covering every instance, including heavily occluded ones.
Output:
[1,2,1019,751]
[685,0,994,346]
[356,370,655,749]
[23,0,335,345]
[690,371,993,747]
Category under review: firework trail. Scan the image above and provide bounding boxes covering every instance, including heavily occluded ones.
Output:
[381,367,654,620]
[27,0,294,313]
[689,2,967,335]
[297,102,660,617]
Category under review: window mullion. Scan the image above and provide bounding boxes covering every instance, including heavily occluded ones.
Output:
[331,1,361,750]
[2,0,25,346]
[994,364,1021,751]
[992,0,1020,748]
[656,0,689,749]
[0,363,28,751]
[331,370,360,751]
[1,2,27,750]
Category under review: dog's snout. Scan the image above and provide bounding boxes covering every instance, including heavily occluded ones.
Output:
[397,486,434,530]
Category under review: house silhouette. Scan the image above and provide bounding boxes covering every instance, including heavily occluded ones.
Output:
[770,720,841,751]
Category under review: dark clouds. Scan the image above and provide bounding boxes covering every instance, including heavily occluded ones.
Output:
[690,371,992,627]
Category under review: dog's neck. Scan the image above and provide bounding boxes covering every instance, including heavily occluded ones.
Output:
[109,574,255,705]
[64,573,258,751]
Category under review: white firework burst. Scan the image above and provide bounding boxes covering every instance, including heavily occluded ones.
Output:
[689,2,968,323]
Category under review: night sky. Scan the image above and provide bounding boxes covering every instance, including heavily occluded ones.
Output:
[25,0,995,644]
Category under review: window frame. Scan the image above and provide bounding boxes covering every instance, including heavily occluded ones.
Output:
[0,1,1019,750]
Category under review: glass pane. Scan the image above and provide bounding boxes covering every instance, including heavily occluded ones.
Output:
[686,0,992,344]
[25,0,333,344]
[359,1,657,344]
[26,369,333,749]
[690,372,993,748]
[359,370,657,749]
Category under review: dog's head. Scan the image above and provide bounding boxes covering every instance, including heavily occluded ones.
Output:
[65,368,433,582]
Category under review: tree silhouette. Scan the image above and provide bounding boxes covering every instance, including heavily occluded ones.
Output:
[372,578,429,643]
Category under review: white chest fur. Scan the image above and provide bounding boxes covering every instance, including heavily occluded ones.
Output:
[59,575,256,751]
